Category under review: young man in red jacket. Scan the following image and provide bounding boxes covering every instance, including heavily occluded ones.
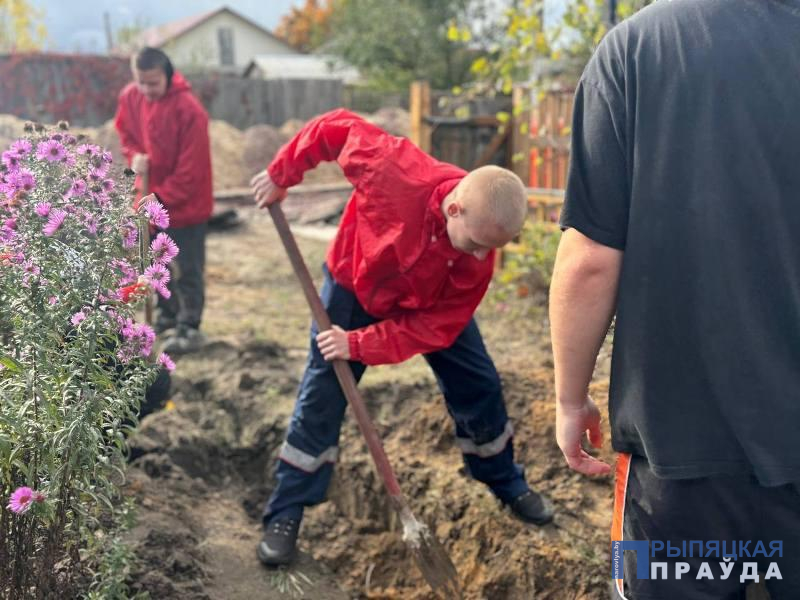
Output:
[115,47,213,354]
[251,109,554,566]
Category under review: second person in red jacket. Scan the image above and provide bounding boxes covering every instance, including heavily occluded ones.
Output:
[252,109,554,566]
[114,47,213,354]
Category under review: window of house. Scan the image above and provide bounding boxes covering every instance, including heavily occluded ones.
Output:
[218,27,235,66]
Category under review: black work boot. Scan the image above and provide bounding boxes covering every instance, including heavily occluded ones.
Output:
[257,516,301,566]
[507,489,555,525]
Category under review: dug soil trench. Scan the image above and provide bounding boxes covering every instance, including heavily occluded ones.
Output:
[124,205,615,599]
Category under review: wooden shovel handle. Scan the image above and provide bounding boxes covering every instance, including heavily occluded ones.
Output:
[267,202,403,499]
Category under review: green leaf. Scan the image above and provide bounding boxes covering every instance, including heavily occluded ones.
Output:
[0,355,23,373]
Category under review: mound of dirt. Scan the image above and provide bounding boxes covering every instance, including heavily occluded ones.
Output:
[242,124,286,178]
[0,114,28,152]
[208,120,251,190]
[279,119,305,140]
[365,107,411,138]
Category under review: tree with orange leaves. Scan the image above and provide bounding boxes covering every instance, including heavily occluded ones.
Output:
[275,0,333,53]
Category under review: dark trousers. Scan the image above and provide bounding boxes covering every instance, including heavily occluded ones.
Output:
[264,266,529,524]
[157,222,206,329]
[612,454,800,600]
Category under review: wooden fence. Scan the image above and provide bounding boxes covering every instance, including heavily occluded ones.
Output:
[409,80,572,222]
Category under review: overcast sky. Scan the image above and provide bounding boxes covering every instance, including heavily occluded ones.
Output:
[33,0,567,54]
[32,1,301,53]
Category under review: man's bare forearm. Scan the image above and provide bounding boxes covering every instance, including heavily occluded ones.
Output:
[549,229,623,408]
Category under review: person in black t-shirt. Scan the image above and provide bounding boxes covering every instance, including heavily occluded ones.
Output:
[550,1,800,598]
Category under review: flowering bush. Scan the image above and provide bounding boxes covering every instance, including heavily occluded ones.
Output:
[0,122,176,598]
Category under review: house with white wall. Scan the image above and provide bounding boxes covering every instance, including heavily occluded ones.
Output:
[124,6,298,72]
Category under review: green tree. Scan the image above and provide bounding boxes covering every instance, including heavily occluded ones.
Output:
[469,0,655,95]
[0,0,47,52]
[324,0,494,91]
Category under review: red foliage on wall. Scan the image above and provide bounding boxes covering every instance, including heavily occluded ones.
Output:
[0,53,132,126]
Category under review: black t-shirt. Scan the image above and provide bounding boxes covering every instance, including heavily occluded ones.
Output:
[561,0,800,486]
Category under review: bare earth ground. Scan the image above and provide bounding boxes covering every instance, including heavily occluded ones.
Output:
[124,205,617,600]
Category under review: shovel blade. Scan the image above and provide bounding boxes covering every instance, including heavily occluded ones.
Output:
[399,505,462,598]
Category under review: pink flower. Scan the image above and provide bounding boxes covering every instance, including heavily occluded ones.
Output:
[7,486,45,514]
[11,169,36,193]
[101,150,113,163]
[158,352,176,372]
[10,139,32,156]
[144,263,171,299]
[150,233,179,265]
[142,199,169,229]
[1,151,21,171]
[43,209,67,236]
[66,178,87,198]
[118,318,156,362]
[76,143,100,156]
[101,178,115,192]
[47,296,57,305]
[71,311,86,326]
[121,222,138,249]
[110,258,137,286]
[34,202,51,217]
[87,166,107,182]
[36,140,67,163]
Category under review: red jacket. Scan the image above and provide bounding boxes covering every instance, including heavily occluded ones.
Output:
[114,72,213,228]
[268,109,495,366]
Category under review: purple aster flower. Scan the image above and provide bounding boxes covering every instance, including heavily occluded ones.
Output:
[76,143,100,156]
[101,150,113,163]
[142,198,170,229]
[117,318,156,362]
[43,209,67,236]
[22,259,40,276]
[83,214,98,235]
[92,192,110,209]
[158,352,176,372]
[34,202,51,217]
[144,263,171,299]
[69,178,88,198]
[7,487,45,514]
[36,140,67,163]
[101,178,115,192]
[71,311,86,326]
[10,139,32,157]
[150,232,179,265]
[110,258,137,285]
[11,169,35,193]
[121,222,138,248]
[88,163,109,181]
[1,151,21,171]
[0,226,16,244]
[47,296,57,305]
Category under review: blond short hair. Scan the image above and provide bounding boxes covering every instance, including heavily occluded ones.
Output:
[466,166,528,236]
